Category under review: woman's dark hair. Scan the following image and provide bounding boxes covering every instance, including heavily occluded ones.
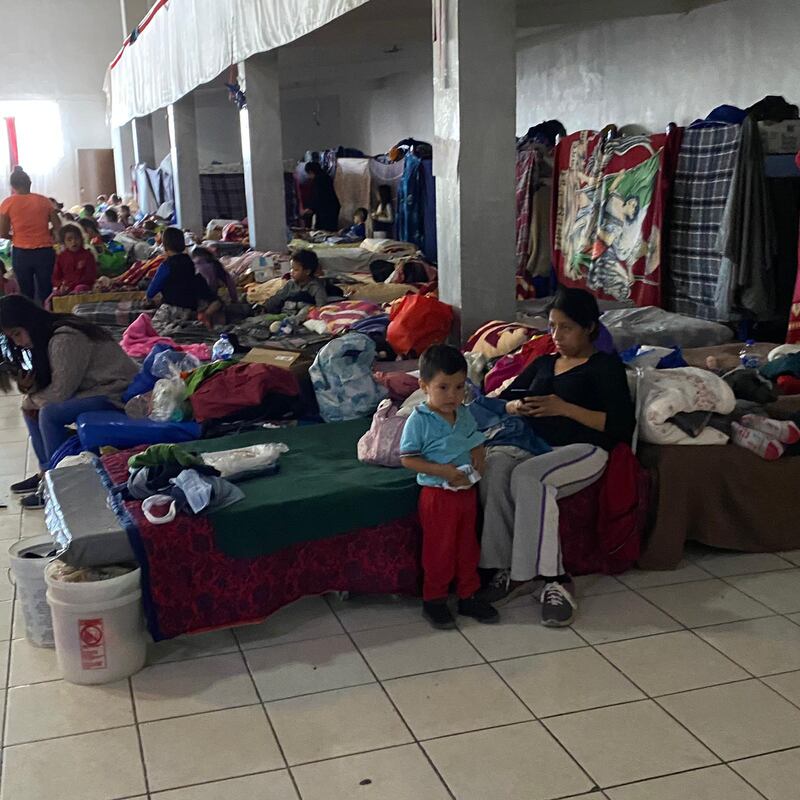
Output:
[59,223,85,245]
[192,245,226,282]
[420,345,467,382]
[548,286,601,339]
[104,208,119,223]
[304,161,322,176]
[0,295,112,390]
[377,184,392,204]
[162,227,186,254]
[9,167,31,192]
[291,249,319,275]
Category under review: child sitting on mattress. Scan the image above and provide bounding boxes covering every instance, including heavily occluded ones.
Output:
[400,344,499,630]
[339,208,368,242]
[192,246,239,303]
[52,224,97,295]
[262,249,328,332]
[147,227,221,330]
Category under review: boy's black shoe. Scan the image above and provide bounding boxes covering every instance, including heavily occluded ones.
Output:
[423,600,456,630]
[20,492,45,510]
[11,475,40,495]
[457,596,499,624]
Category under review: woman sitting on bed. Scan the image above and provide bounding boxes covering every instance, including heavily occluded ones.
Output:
[0,294,138,509]
[477,287,635,627]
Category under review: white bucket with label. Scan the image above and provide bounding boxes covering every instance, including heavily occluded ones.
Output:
[45,562,147,685]
[8,536,56,648]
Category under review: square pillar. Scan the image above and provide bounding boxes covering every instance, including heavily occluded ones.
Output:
[132,115,156,168]
[433,0,517,341]
[239,52,286,251]
[168,94,202,231]
[111,122,135,198]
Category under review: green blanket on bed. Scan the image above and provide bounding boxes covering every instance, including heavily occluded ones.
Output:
[193,419,419,558]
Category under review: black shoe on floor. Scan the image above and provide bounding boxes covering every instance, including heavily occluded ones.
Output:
[423,600,456,630]
[20,492,45,510]
[457,596,499,624]
[540,581,577,627]
[11,475,40,495]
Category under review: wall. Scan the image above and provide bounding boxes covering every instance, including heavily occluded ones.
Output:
[2,0,119,204]
[516,0,799,134]
[339,70,434,155]
[280,94,342,161]
[195,88,243,167]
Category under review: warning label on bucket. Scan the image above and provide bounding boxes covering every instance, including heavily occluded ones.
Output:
[79,618,107,670]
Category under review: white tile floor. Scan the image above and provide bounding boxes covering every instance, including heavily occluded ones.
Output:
[2,392,800,798]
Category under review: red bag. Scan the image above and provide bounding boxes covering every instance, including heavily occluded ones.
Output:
[387,294,453,357]
[560,444,649,575]
[190,363,299,423]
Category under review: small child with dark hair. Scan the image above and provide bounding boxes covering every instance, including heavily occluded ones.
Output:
[400,344,499,629]
[52,224,97,294]
[77,216,105,256]
[147,227,221,329]
[262,249,329,332]
[81,204,96,219]
[340,208,368,241]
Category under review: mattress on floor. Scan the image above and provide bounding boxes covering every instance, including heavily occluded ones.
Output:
[100,419,420,559]
[72,298,153,327]
[53,291,147,315]
[289,240,378,273]
[44,463,134,567]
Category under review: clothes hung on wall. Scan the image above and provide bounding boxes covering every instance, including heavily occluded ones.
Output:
[551,128,682,308]
[666,118,777,323]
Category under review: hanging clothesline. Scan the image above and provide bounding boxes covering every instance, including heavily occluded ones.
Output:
[104,0,370,128]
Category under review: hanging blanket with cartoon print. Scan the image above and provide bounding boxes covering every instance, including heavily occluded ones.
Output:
[552,128,682,307]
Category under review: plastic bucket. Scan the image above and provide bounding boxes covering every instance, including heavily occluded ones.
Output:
[45,563,147,685]
[8,536,56,648]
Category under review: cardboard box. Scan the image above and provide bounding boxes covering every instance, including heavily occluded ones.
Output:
[242,348,303,369]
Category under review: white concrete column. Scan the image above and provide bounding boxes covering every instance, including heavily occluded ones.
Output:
[132,115,156,168]
[238,52,286,251]
[111,123,135,198]
[168,94,202,232]
[432,0,517,341]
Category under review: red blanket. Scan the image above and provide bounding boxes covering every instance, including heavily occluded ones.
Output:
[552,129,682,307]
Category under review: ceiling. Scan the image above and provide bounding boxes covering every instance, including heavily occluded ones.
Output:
[198,0,729,96]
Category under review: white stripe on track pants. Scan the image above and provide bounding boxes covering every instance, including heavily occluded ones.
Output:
[479,443,608,580]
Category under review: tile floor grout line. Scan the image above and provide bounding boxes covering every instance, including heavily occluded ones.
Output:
[325,593,458,800]
[234,629,303,799]
[127,675,153,797]
[446,601,601,795]
[3,721,139,749]
[129,766,289,798]
[715,568,800,615]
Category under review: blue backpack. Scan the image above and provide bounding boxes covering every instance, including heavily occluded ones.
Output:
[309,334,388,423]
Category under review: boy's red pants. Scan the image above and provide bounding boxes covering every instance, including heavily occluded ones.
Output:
[418,486,481,601]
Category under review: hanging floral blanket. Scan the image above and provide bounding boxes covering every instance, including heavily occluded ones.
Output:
[552,129,682,307]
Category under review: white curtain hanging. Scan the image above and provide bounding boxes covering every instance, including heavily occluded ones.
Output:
[105,0,370,128]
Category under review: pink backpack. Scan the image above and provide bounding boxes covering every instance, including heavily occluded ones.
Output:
[357,399,407,468]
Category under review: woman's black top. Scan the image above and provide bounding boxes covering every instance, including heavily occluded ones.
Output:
[501,351,635,451]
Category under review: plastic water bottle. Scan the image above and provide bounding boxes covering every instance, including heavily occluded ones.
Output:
[739,339,760,369]
[212,333,234,362]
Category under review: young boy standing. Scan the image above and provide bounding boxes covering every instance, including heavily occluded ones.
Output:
[400,345,499,629]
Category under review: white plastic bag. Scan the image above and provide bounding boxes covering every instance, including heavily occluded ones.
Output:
[152,350,201,379]
[149,377,187,422]
[201,443,288,481]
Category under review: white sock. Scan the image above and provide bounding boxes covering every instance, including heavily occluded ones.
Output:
[740,414,800,444]
[731,422,784,461]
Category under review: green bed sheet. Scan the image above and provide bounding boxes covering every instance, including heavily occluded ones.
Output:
[193,419,419,558]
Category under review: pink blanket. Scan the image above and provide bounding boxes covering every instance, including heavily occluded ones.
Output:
[121,314,211,360]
